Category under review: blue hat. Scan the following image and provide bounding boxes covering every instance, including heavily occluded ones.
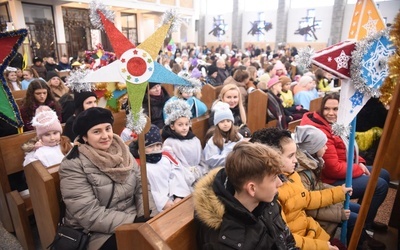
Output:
[145,124,162,147]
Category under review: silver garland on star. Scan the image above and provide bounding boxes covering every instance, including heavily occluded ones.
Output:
[350,28,392,98]
[164,99,192,125]
[66,69,93,92]
[126,108,147,135]
[160,9,183,34]
[332,122,351,137]
[177,71,202,94]
[89,0,115,30]
[295,46,315,69]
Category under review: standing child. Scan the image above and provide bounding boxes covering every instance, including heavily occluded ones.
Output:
[250,127,352,250]
[22,106,72,167]
[203,103,243,169]
[129,124,195,212]
[162,99,204,179]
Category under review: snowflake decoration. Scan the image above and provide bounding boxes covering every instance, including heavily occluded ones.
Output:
[349,90,364,110]
[334,50,351,70]
[362,16,378,37]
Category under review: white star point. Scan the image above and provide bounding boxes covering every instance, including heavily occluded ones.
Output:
[334,50,351,70]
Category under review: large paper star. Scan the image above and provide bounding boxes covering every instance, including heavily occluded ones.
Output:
[334,50,351,70]
[0,29,28,129]
[84,6,189,133]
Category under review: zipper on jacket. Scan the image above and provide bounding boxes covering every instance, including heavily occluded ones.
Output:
[58,233,77,241]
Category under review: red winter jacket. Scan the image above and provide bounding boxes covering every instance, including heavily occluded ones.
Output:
[300,112,365,184]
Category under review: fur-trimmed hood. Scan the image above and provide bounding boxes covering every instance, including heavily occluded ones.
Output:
[193,168,225,230]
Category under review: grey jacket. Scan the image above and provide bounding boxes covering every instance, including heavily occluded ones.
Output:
[60,153,157,249]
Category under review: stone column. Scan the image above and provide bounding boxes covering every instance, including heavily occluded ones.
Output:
[231,0,245,49]
[275,0,290,47]
[197,0,207,46]
[329,0,347,45]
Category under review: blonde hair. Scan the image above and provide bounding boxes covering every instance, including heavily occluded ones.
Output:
[213,83,247,124]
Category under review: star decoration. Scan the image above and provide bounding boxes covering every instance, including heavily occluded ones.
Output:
[121,68,126,73]
[349,90,364,109]
[133,50,138,55]
[362,16,378,36]
[147,58,152,63]
[328,57,332,62]
[148,67,153,71]
[0,29,28,129]
[334,50,351,70]
[121,58,126,63]
[362,39,391,88]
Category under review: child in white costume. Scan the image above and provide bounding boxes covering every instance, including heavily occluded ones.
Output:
[129,124,195,212]
[162,99,204,179]
[203,102,243,169]
[22,105,72,167]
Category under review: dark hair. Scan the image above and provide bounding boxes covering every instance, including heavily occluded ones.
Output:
[250,127,292,152]
[22,79,58,117]
[318,92,340,117]
[225,141,281,192]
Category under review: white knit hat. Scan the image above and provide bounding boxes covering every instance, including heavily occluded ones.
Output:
[31,106,62,138]
[213,102,234,125]
[164,99,192,125]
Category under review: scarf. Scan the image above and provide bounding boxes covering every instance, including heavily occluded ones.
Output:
[79,134,133,183]
[161,125,195,140]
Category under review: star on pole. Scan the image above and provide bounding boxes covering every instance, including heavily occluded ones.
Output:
[334,50,351,70]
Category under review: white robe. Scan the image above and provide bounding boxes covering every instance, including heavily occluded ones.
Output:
[23,145,64,167]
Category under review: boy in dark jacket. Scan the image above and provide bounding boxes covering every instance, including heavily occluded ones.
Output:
[193,141,298,249]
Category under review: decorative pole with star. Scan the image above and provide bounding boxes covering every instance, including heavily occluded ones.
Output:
[296,0,395,246]
[84,1,190,218]
[0,28,28,134]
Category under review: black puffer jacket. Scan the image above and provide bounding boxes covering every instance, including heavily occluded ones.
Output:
[194,168,298,250]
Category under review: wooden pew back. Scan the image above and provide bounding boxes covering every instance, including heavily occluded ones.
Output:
[288,119,301,132]
[191,113,210,148]
[0,131,36,231]
[247,89,268,133]
[12,90,27,99]
[309,97,323,112]
[116,195,197,250]
[24,162,60,248]
[112,110,127,136]
[201,84,223,110]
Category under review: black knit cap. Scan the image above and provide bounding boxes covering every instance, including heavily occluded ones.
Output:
[46,71,59,81]
[74,91,97,113]
[73,107,114,138]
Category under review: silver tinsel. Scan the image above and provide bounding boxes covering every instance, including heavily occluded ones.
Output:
[332,122,351,137]
[89,0,115,30]
[66,69,93,92]
[350,28,392,98]
[296,46,315,69]
[164,99,192,125]
[160,9,183,34]
[126,109,147,135]
[177,71,202,94]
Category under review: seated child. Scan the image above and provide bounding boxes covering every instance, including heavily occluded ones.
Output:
[203,103,243,169]
[22,105,72,167]
[194,141,299,249]
[163,72,207,122]
[129,124,195,212]
[250,127,352,250]
[162,99,204,179]
[293,125,385,249]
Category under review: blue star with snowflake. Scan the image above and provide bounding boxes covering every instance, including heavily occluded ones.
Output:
[349,90,364,112]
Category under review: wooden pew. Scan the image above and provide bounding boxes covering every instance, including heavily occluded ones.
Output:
[116,195,197,250]
[201,84,223,110]
[12,90,27,99]
[162,84,175,97]
[247,89,276,133]
[191,113,210,148]
[309,97,323,112]
[0,131,37,249]
[113,110,127,136]
[288,119,301,132]
[24,161,60,249]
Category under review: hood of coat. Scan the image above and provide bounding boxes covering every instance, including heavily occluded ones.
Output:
[194,167,264,230]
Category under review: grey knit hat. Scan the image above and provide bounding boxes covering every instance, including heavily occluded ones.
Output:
[164,99,192,125]
[213,102,234,125]
[294,125,327,155]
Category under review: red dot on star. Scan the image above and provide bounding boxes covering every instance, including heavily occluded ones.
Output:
[127,57,146,76]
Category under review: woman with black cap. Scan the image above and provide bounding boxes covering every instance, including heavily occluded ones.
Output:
[60,107,157,250]
[63,91,98,141]
[142,82,170,129]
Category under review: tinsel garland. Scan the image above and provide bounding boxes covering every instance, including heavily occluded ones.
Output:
[160,9,183,35]
[89,0,114,30]
[126,109,147,135]
[295,46,315,69]
[177,71,202,94]
[66,69,93,92]
[332,122,351,137]
[379,11,400,106]
[350,29,394,98]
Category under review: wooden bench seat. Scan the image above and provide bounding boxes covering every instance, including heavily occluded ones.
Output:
[201,84,223,110]
[0,131,37,249]
[191,113,210,147]
[116,195,197,250]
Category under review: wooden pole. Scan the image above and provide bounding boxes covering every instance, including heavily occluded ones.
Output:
[138,117,151,218]
[348,81,400,249]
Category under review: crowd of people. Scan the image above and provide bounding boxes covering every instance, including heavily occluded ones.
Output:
[1,42,391,249]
